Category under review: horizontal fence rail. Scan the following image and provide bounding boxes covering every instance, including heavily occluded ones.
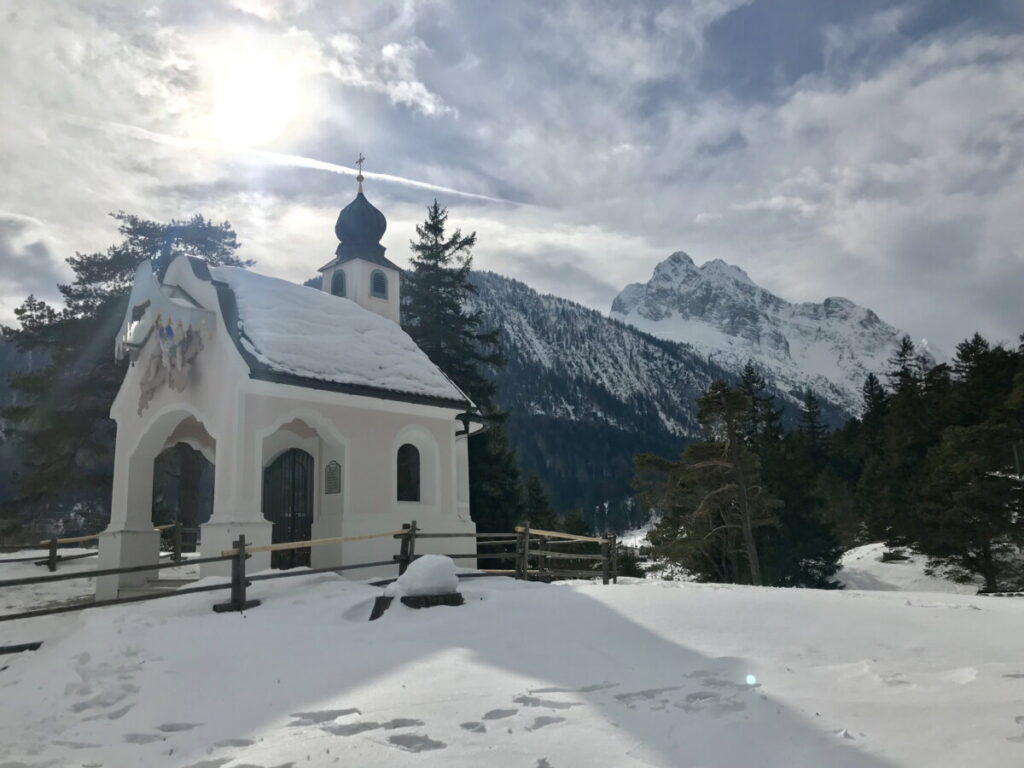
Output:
[220,529,405,557]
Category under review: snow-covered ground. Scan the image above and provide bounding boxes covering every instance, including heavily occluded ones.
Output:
[837,543,981,594]
[2,556,1024,767]
[618,522,653,549]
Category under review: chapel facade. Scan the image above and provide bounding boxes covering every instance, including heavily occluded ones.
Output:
[96,173,479,599]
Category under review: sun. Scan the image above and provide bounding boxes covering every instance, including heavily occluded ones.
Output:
[205,45,301,147]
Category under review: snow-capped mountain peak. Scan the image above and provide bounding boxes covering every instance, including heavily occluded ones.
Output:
[611,252,931,414]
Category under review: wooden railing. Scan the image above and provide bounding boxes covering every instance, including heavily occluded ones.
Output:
[0,523,190,572]
[0,520,620,627]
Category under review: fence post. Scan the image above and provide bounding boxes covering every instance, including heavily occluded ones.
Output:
[397,523,411,576]
[406,520,418,574]
[513,529,522,579]
[517,521,530,580]
[47,538,58,572]
[610,537,619,584]
[601,537,610,585]
[172,522,183,563]
[539,535,548,581]
[213,535,261,613]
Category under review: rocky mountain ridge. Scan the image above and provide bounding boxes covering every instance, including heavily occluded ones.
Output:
[611,251,933,414]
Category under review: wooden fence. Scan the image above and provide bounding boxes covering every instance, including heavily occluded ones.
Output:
[0,520,619,625]
[0,522,195,572]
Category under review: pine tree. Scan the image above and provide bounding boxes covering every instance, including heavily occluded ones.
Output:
[799,390,826,445]
[860,372,888,452]
[641,381,778,585]
[523,472,558,530]
[759,389,843,588]
[401,200,524,533]
[2,213,247,533]
[403,200,501,406]
[738,361,783,456]
[920,421,1022,590]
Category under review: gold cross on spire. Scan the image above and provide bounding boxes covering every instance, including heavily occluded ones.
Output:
[355,152,366,193]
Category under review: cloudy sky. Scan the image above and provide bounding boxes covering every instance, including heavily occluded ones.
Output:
[1,0,1022,349]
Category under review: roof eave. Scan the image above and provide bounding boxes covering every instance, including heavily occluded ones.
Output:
[249,369,472,411]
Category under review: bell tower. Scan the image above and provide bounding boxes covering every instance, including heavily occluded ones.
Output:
[319,155,401,323]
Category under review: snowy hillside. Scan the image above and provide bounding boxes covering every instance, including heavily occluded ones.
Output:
[611,252,937,414]
[2,564,1023,767]
[838,543,981,594]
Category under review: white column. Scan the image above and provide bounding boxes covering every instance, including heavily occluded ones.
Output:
[97,423,160,600]
[199,396,271,575]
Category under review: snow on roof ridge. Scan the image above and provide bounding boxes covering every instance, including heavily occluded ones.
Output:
[209,265,470,405]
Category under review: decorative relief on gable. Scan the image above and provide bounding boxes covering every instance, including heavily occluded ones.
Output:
[138,316,204,415]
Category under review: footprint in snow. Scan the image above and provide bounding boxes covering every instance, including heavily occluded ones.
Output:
[82,703,134,721]
[387,734,446,752]
[289,708,360,726]
[460,721,486,733]
[527,716,565,731]
[513,694,582,710]
[482,708,518,720]
[54,739,101,749]
[157,722,202,732]
[613,686,680,707]
[214,738,256,748]
[322,721,380,736]
[1008,715,1024,744]
[124,733,164,744]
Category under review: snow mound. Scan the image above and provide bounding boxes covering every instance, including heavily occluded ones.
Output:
[384,554,460,597]
[211,266,468,404]
[838,543,980,594]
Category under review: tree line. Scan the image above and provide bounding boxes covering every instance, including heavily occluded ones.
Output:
[637,337,1024,590]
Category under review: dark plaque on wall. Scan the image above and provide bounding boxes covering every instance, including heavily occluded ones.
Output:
[325,460,341,495]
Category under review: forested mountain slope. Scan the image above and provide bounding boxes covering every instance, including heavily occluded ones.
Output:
[469,271,833,529]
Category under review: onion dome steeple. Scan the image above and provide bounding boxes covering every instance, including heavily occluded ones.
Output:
[332,153,394,267]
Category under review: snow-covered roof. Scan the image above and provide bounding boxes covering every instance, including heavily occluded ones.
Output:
[209,265,471,408]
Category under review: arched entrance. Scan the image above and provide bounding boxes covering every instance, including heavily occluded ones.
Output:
[262,448,314,569]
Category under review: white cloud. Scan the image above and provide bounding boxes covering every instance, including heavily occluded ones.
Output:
[0,0,1020,350]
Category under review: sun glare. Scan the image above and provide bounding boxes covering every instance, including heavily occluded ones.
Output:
[206,46,301,147]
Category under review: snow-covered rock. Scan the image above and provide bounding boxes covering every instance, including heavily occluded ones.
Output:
[384,554,460,597]
[611,252,938,414]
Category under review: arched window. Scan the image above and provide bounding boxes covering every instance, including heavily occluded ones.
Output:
[331,270,346,297]
[397,443,420,502]
[370,270,388,299]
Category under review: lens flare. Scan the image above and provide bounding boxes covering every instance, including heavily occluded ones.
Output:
[745,674,757,686]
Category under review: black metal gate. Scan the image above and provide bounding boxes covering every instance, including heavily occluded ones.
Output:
[262,448,314,569]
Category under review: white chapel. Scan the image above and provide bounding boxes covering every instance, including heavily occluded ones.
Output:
[96,172,481,599]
